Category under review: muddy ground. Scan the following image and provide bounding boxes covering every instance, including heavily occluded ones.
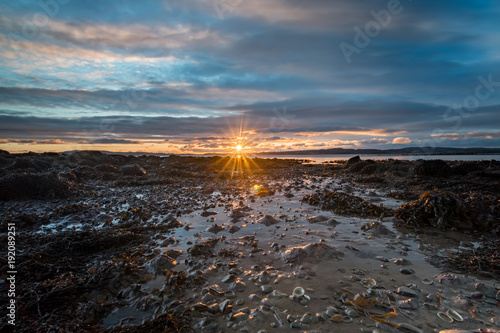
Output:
[0,150,499,333]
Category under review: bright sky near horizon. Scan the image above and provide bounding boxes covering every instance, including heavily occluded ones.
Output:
[1,0,499,153]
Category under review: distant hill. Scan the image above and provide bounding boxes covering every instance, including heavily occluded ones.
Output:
[255,147,500,156]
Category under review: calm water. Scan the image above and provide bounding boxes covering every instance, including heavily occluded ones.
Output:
[253,154,500,163]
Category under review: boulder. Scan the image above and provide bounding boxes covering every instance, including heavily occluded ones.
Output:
[0,174,74,201]
[414,160,452,178]
[121,163,146,176]
[346,155,361,167]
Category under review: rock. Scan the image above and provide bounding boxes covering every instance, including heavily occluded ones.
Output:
[258,215,280,226]
[229,278,246,292]
[346,156,361,167]
[145,255,177,273]
[394,258,412,266]
[94,164,119,173]
[261,285,273,293]
[397,298,419,310]
[121,163,146,176]
[0,174,73,201]
[290,321,301,329]
[257,271,271,284]
[221,274,235,283]
[400,268,415,275]
[206,223,224,234]
[397,287,419,297]
[201,210,218,217]
[261,298,273,307]
[164,215,183,228]
[414,160,452,178]
[437,274,461,286]
[300,313,311,324]
[307,215,329,223]
[232,312,249,321]
[7,158,41,171]
[227,225,241,234]
[280,242,344,263]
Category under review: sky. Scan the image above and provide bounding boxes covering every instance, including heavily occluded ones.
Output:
[0,0,499,154]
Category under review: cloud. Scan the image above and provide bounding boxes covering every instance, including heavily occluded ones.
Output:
[431,131,500,140]
[392,137,412,144]
[90,138,142,144]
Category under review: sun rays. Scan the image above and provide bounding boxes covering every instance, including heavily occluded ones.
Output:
[211,117,262,179]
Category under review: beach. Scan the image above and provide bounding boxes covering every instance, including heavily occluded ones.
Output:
[0,150,499,333]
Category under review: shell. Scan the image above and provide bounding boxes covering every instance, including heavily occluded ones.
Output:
[437,311,453,323]
[361,278,377,288]
[446,309,463,322]
[342,316,353,323]
[292,287,305,297]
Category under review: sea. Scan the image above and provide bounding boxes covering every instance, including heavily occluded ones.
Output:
[250,154,500,163]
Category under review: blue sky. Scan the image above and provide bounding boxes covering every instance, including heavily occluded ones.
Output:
[0,0,499,153]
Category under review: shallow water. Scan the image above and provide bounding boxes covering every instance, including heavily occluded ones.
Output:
[99,176,500,332]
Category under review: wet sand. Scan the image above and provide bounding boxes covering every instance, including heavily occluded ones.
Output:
[0,151,499,333]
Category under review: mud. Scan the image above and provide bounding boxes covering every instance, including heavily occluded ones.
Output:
[0,152,499,333]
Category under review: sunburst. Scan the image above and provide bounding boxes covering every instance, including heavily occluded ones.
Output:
[211,117,261,179]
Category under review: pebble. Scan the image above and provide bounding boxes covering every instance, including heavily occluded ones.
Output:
[300,313,312,324]
[397,287,419,297]
[394,258,412,266]
[400,268,415,275]
[290,321,301,329]
[397,298,419,309]
[261,285,273,293]
[261,298,274,307]
[235,298,244,305]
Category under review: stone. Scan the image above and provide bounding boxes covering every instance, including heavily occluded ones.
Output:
[400,268,415,275]
[121,163,146,176]
[397,298,419,310]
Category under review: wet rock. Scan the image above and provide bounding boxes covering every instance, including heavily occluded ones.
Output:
[437,274,461,286]
[307,215,329,223]
[221,274,235,283]
[258,215,280,226]
[397,287,419,297]
[201,210,218,217]
[227,225,241,234]
[0,174,74,201]
[394,258,412,266]
[400,268,415,275]
[290,321,301,329]
[145,254,178,273]
[206,223,224,234]
[300,313,312,324]
[397,298,419,309]
[121,163,146,176]
[164,215,184,228]
[257,271,271,285]
[261,285,273,293]
[229,278,246,292]
[261,298,273,307]
[280,242,344,263]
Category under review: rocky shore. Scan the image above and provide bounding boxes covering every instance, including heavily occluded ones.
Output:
[0,150,499,333]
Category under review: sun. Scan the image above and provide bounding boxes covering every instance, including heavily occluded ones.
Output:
[235,145,242,152]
